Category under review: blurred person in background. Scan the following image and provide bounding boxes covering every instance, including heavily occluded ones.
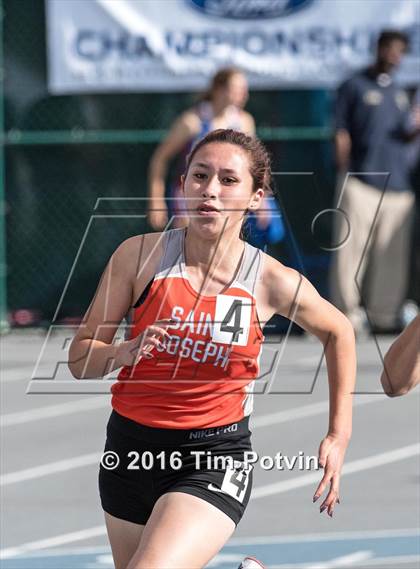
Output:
[147,67,255,231]
[147,67,284,248]
[330,30,420,334]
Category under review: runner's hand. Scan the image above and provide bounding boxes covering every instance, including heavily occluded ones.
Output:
[312,433,349,517]
[116,318,173,367]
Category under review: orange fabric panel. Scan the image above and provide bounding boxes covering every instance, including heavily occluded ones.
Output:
[111,275,264,428]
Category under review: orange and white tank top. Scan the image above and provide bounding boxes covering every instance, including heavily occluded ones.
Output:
[111,228,265,429]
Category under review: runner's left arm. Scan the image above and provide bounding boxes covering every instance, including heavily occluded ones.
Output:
[264,258,356,517]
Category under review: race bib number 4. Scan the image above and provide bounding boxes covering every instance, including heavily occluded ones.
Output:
[212,295,251,346]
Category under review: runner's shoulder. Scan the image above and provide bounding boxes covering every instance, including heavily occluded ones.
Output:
[177,108,202,135]
[259,251,302,301]
[111,231,166,281]
[240,110,256,135]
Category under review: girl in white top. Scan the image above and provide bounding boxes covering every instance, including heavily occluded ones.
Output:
[147,67,255,230]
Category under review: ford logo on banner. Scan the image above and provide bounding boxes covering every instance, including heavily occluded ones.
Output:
[188,0,314,19]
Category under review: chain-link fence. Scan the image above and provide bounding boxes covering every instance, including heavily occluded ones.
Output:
[9,0,415,329]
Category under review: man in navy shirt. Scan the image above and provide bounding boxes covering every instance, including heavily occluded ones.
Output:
[330,30,420,334]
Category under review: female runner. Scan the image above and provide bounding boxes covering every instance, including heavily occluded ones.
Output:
[69,129,356,569]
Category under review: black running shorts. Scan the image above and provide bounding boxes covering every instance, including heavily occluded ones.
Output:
[98,410,254,526]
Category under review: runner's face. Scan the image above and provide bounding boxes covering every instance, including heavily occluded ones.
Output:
[183,142,262,236]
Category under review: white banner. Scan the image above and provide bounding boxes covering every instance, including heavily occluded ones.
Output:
[46,0,419,93]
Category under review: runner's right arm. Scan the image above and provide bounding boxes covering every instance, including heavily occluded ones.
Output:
[68,235,171,379]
